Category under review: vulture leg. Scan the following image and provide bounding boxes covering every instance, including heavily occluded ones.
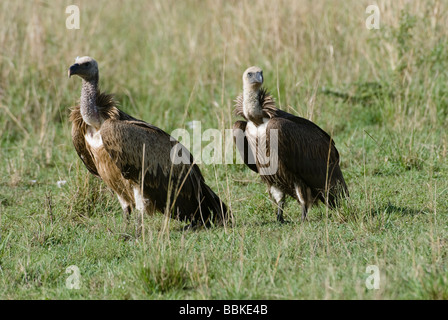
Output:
[117,194,132,236]
[301,205,308,222]
[133,187,147,237]
[135,212,144,237]
[276,200,285,223]
[122,206,132,225]
[295,184,309,222]
[270,185,286,223]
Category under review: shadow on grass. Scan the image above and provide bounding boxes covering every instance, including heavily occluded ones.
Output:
[376,202,425,216]
[241,218,302,229]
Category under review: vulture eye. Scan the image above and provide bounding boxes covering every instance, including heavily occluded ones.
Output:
[248,72,252,77]
[85,62,91,67]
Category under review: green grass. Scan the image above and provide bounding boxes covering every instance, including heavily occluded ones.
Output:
[1,0,448,299]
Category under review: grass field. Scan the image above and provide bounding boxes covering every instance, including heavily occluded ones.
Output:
[1,0,448,299]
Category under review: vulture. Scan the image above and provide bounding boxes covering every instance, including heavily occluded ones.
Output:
[233,66,348,222]
[68,56,228,232]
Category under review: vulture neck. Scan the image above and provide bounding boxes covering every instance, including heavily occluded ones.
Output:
[243,87,264,125]
[80,74,101,129]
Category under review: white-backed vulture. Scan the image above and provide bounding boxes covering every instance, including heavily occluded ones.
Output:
[68,56,228,232]
[233,66,348,222]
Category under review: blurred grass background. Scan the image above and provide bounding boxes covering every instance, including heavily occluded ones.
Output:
[0,0,447,299]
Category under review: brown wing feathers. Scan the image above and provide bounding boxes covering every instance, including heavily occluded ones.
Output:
[100,116,227,224]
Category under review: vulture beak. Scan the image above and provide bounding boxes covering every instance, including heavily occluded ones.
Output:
[249,72,263,85]
[68,63,80,78]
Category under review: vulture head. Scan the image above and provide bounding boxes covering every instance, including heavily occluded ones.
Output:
[68,56,99,81]
[243,66,263,91]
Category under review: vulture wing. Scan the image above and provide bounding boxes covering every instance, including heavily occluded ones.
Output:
[267,116,346,194]
[71,109,99,177]
[233,120,259,173]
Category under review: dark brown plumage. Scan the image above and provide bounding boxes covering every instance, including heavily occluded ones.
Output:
[233,66,348,222]
[68,56,228,232]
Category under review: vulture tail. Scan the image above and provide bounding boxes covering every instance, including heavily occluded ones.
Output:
[196,182,229,227]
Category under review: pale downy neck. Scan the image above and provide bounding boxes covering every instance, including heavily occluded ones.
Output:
[243,85,263,125]
[80,74,101,129]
